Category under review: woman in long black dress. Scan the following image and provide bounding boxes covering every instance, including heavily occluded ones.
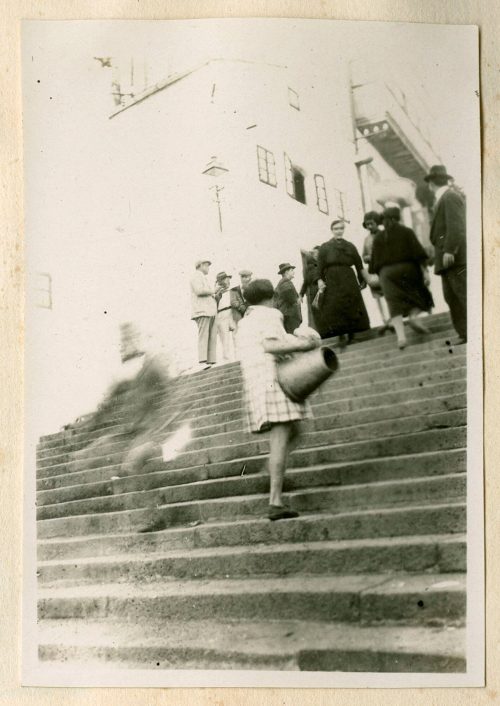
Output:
[317,219,370,344]
[369,207,434,350]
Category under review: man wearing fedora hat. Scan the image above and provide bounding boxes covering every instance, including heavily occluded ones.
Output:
[425,165,467,344]
[215,271,236,362]
[190,259,217,369]
[274,263,302,334]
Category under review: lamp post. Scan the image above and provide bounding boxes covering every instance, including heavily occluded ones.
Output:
[202,156,229,233]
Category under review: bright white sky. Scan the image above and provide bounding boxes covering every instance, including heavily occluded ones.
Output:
[23,19,480,436]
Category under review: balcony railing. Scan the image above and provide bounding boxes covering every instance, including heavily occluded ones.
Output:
[351,77,441,187]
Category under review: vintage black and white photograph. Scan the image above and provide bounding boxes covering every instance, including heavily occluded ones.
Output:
[22,18,483,687]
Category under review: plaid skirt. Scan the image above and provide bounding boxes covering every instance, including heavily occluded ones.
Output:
[241,353,312,433]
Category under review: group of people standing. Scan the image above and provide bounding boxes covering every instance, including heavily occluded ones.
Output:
[189,263,253,370]
[299,164,467,350]
[188,163,467,520]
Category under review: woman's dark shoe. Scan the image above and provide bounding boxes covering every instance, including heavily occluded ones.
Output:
[268,505,300,521]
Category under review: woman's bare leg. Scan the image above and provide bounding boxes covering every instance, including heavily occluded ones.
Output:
[391,315,406,348]
[409,308,430,333]
[268,423,295,507]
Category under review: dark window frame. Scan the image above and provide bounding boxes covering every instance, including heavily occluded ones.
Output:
[314,174,329,214]
[256,145,277,187]
[284,153,307,205]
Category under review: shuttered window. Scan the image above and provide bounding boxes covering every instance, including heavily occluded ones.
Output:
[257,146,277,187]
[314,174,329,214]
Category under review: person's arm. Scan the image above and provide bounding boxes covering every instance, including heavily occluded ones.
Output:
[351,243,368,287]
[442,191,466,265]
[230,288,247,315]
[191,273,214,297]
[263,335,317,355]
[317,246,327,292]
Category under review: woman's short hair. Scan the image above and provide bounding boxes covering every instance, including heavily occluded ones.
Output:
[243,278,275,305]
[362,211,383,228]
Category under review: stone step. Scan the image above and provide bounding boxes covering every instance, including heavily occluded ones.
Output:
[37,533,466,586]
[36,373,466,478]
[38,419,129,452]
[35,344,466,465]
[38,501,466,562]
[35,351,466,476]
[36,441,466,522]
[148,355,466,417]
[37,471,465,536]
[36,444,465,509]
[36,422,466,497]
[173,408,467,457]
[36,617,465,672]
[180,377,466,439]
[157,335,464,412]
[36,323,460,452]
[37,572,466,626]
[36,393,466,499]
[145,412,466,474]
[164,388,467,443]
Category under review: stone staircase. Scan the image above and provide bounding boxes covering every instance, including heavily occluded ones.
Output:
[35,312,467,672]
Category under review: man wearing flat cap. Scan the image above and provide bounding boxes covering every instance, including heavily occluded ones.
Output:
[425,165,467,344]
[230,269,253,327]
[274,263,302,334]
[190,259,217,369]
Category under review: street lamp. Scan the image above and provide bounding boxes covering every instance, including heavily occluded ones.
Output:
[202,156,229,232]
[202,156,229,177]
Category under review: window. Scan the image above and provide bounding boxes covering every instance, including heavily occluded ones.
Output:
[284,154,306,204]
[34,272,52,310]
[257,145,277,187]
[288,87,300,110]
[333,189,346,220]
[314,174,329,214]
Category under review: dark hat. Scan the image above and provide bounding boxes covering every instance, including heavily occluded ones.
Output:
[382,206,401,221]
[362,211,383,228]
[424,165,453,183]
[216,271,232,282]
[277,262,295,275]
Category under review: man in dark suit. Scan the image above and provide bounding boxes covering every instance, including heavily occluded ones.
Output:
[274,262,302,334]
[230,269,252,326]
[425,165,467,344]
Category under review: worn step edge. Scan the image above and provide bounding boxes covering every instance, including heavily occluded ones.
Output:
[37,533,466,585]
[36,446,466,509]
[37,572,466,626]
[37,501,467,560]
[36,617,466,672]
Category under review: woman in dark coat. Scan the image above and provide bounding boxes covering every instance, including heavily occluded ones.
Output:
[317,219,370,344]
[369,207,434,349]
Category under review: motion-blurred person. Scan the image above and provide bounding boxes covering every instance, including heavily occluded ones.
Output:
[215,271,236,363]
[274,262,302,334]
[317,219,370,346]
[299,246,321,332]
[190,259,217,370]
[369,207,434,350]
[237,278,318,521]
[425,165,467,345]
[362,211,391,332]
[230,269,253,327]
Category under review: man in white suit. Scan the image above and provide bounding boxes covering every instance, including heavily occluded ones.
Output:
[190,259,217,369]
